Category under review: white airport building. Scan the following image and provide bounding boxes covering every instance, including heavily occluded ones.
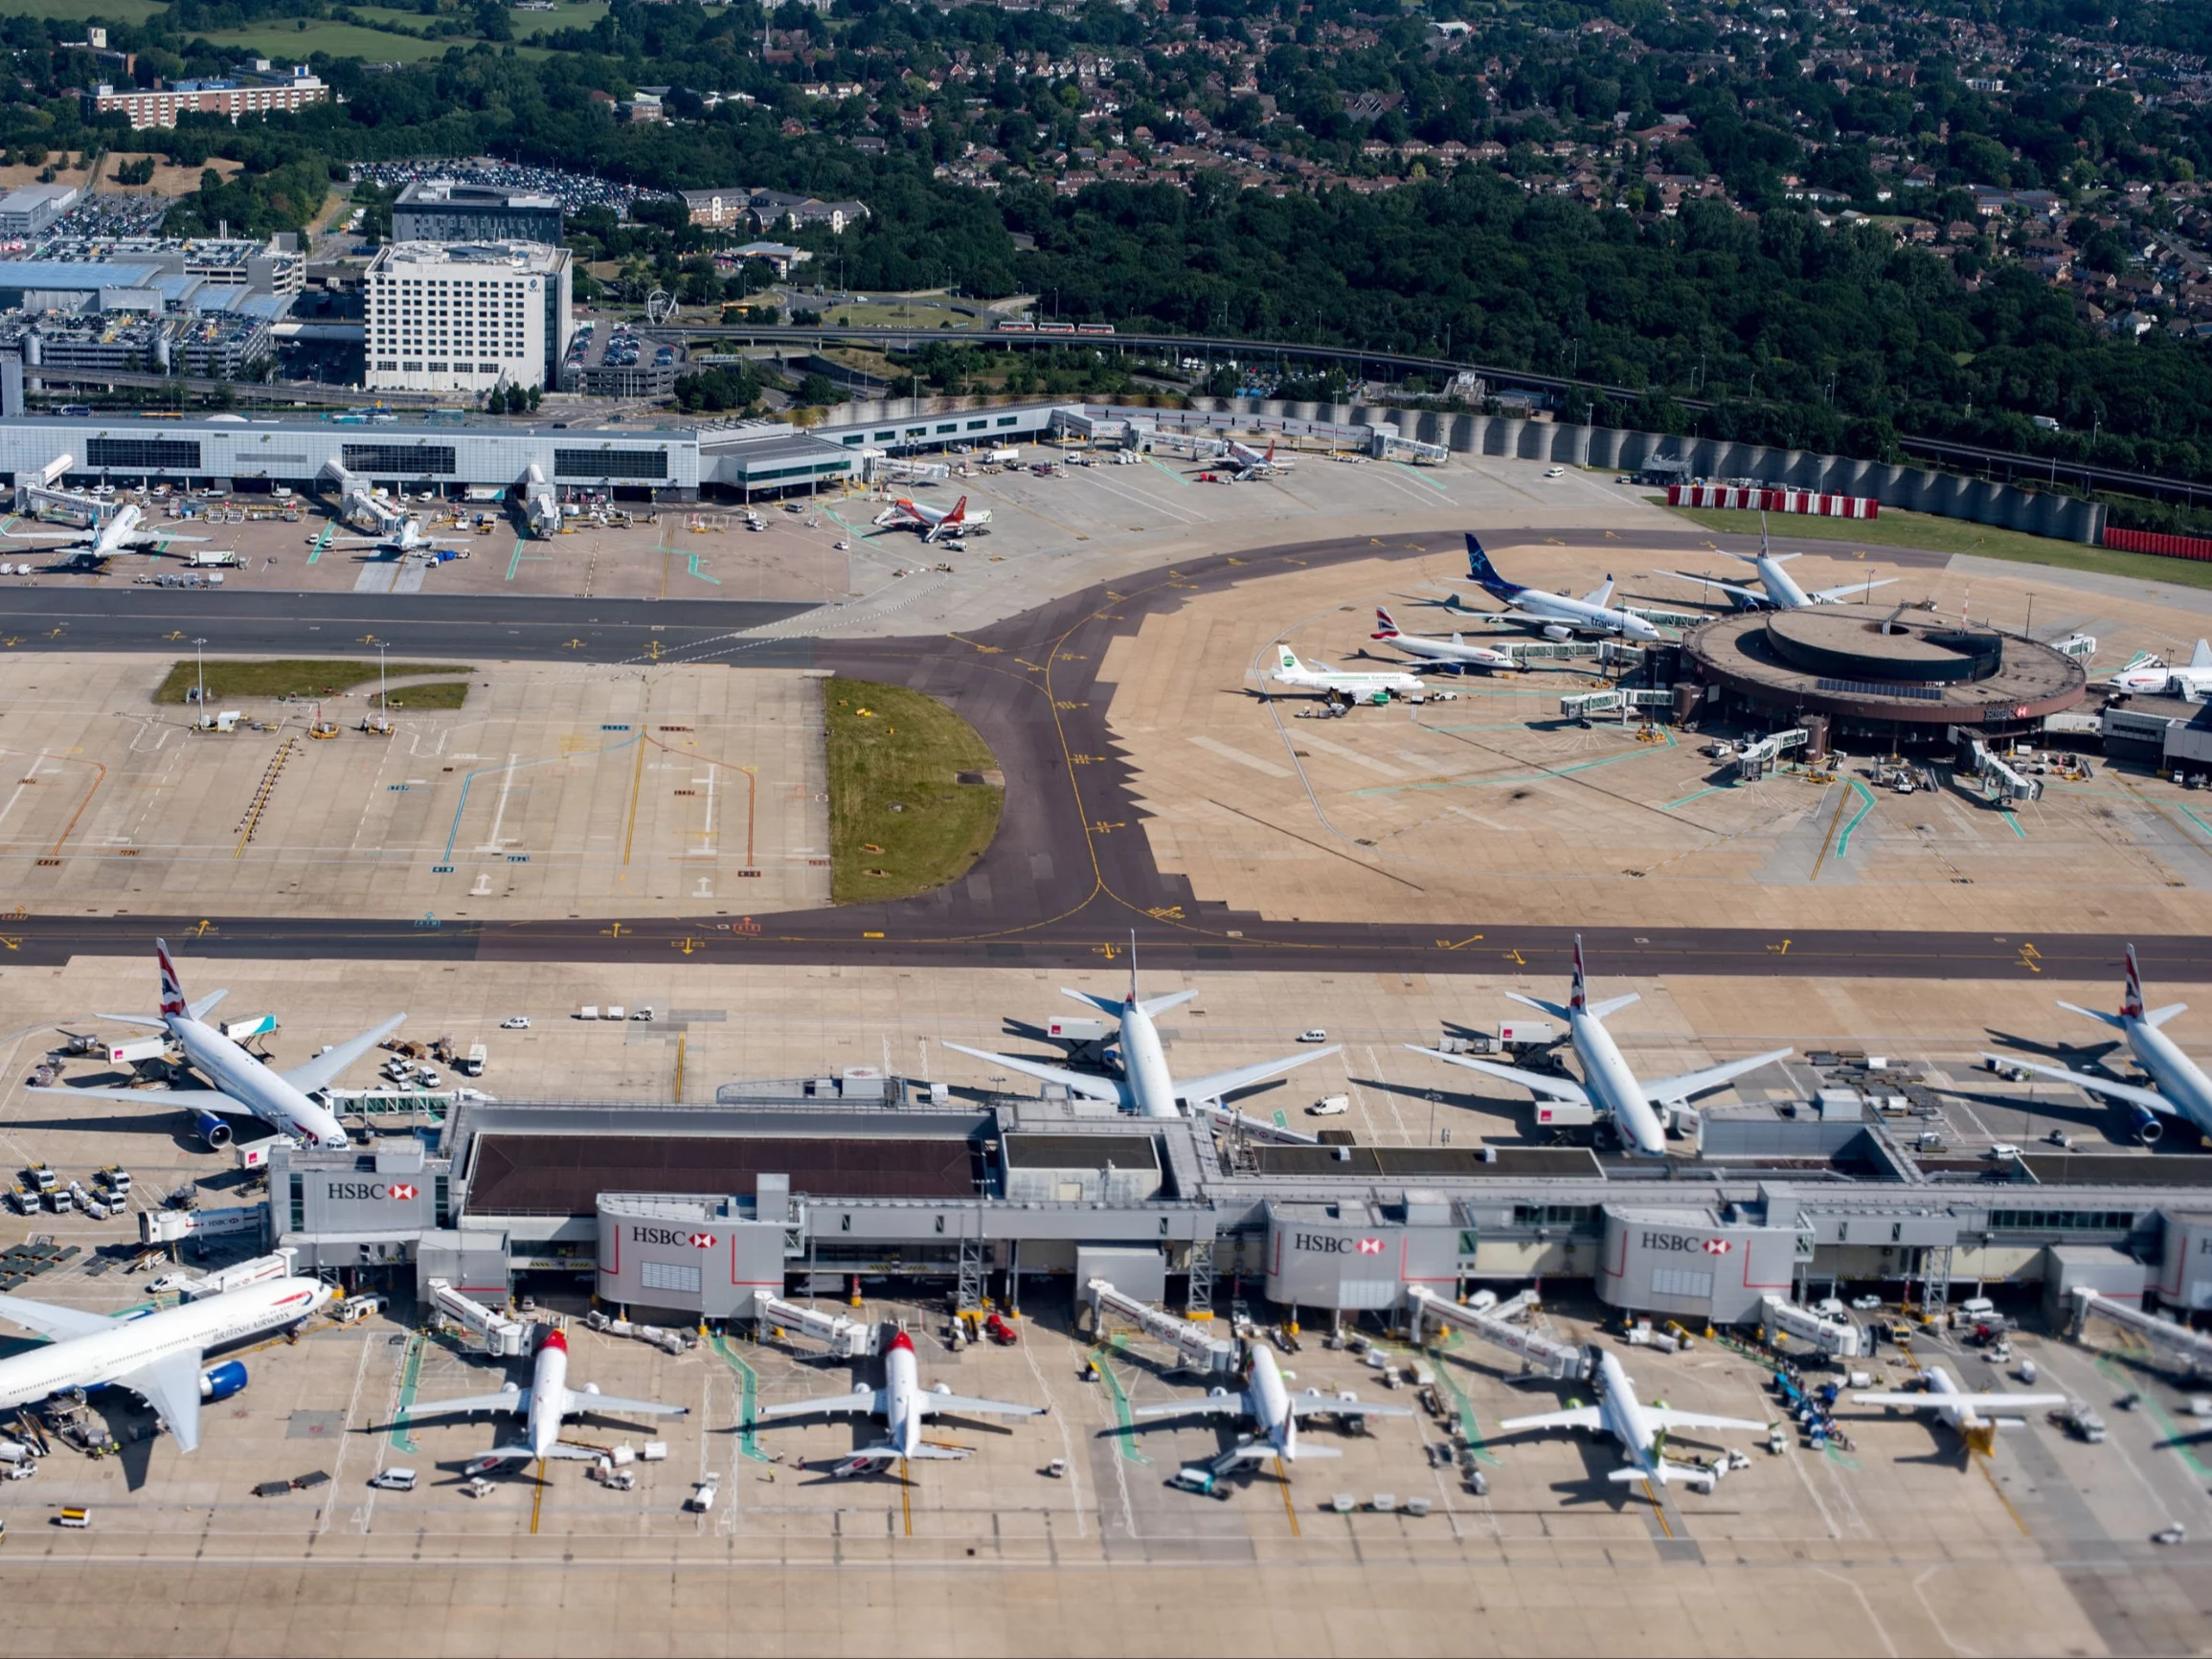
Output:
[364,241,574,395]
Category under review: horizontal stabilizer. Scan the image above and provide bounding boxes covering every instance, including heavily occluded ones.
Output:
[1061,989,1127,1020]
[2144,1002,2189,1029]
[188,989,228,1021]
[93,1014,168,1030]
[1501,991,1574,1022]
[1584,993,1639,1021]
[2055,1000,2129,1031]
[1406,1046,1590,1107]
[1138,991,1197,1018]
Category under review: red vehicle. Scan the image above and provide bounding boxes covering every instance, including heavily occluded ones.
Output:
[984,1312,1019,1346]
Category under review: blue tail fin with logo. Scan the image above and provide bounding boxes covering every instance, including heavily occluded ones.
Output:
[1463,534,1519,603]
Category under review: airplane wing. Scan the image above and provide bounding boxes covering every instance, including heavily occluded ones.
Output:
[1854,1391,2067,1414]
[1644,1407,1770,1434]
[1977,1052,2175,1114]
[1405,1046,1590,1105]
[940,1042,1125,1105]
[1806,576,1896,603]
[1644,1048,1794,1106]
[566,1391,688,1419]
[1498,1405,1604,1433]
[0,1292,121,1341]
[1131,1395,1249,1420]
[280,1014,410,1095]
[115,1350,207,1452]
[1287,1394,1415,1419]
[29,1084,236,1110]
[409,1385,526,1417]
[1656,571,1768,607]
[1175,1046,1340,1105]
[759,1387,883,1420]
[921,1393,1046,1419]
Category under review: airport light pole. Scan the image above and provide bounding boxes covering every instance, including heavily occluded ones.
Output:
[192,637,206,712]
[378,642,388,712]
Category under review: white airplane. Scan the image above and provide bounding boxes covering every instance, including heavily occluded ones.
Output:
[1981,945,2212,1144]
[4,501,215,559]
[755,1328,1043,1475]
[1655,519,1893,610]
[870,493,991,543]
[31,939,401,1150]
[334,516,465,557]
[407,1327,688,1470]
[1451,534,1663,641]
[1370,606,1518,672]
[1224,438,1294,477]
[1851,1365,2067,1452]
[1266,643,1426,703]
[1132,1343,1409,1464]
[0,1276,333,1452]
[1407,936,1792,1156]
[943,959,1338,1130]
[2109,640,2212,699]
[1501,1348,1766,1491]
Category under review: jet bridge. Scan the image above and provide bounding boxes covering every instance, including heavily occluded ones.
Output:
[1559,688,1674,723]
[13,453,75,512]
[1734,727,1809,782]
[1956,733,2043,805]
[1086,1279,1237,1373]
[1757,1294,1865,1359]
[1366,423,1450,465]
[2071,1288,2212,1379]
[1403,1285,1585,1380]
[427,1276,530,1357]
[754,1293,878,1360]
[319,459,404,535]
[520,462,561,538]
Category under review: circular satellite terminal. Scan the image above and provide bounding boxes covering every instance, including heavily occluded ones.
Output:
[1682,602,2088,739]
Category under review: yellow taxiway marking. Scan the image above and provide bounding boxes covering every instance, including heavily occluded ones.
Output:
[530,1459,546,1534]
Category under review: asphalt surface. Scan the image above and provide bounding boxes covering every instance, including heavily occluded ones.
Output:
[4,523,2186,981]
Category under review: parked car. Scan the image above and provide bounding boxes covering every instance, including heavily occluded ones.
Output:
[1297,1029,1329,1044]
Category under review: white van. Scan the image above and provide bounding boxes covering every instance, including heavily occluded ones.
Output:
[369,1468,417,1491]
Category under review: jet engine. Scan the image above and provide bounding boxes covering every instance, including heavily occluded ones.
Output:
[193,1111,234,1149]
[2133,1106,2164,1144]
[1543,624,1573,641]
[198,1361,247,1402]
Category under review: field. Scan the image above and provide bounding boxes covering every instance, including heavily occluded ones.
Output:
[367,679,468,709]
[824,676,1002,904]
[185,21,476,61]
[0,0,161,20]
[1665,500,2212,589]
[151,658,469,705]
[825,302,981,330]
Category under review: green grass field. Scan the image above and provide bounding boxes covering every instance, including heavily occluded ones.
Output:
[826,303,980,330]
[0,0,162,21]
[824,677,1002,905]
[1662,502,2212,592]
[369,681,469,710]
[154,659,469,705]
[191,20,458,59]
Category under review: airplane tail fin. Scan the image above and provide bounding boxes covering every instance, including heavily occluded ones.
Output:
[1464,534,1515,599]
[2122,945,2146,1021]
[2194,639,2212,671]
[1264,441,1275,464]
[155,938,187,1020]
[1569,935,1590,1014]
[1275,645,1303,676]
[1582,575,1617,608]
[1373,607,1400,638]
[947,496,967,525]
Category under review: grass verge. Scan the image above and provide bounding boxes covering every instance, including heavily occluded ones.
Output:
[370,682,470,710]
[1661,503,2212,591]
[824,676,1002,905]
[153,659,470,705]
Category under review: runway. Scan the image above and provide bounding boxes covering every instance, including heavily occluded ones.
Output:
[1,523,2171,980]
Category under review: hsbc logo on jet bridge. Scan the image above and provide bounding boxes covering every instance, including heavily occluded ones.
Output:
[1641,1231,1730,1255]
[326,1181,418,1201]
[629,1225,715,1249]
[1295,1233,1388,1256]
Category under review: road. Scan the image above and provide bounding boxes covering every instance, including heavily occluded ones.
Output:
[0,523,2189,980]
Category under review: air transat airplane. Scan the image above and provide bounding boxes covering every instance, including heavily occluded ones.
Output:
[871,493,991,542]
[755,1329,1043,1475]
[1851,1366,2067,1453]
[1408,937,1793,1156]
[1133,1344,1409,1463]
[1224,438,1294,477]
[409,1328,688,1470]
[4,501,215,559]
[1369,606,1518,672]
[1982,946,2212,1144]
[0,1276,333,1452]
[1655,518,1893,610]
[2108,639,2212,698]
[1443,535,1667,640]
[1266,644,1426,702]
[32,939,402,1150]
[944,958,1338,1127]
[1501,1349,1766,1491]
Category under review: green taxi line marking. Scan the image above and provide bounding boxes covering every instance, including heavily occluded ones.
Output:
[1834,777,1878,859]
[1093,1337,1153,1465]
[390,1333,423,1453]
[711,1333,775,1463]
[1389,460,1453,495]
[306,522,334,565]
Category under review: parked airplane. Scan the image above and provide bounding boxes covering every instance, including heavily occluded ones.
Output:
[408,1327,688,1471]
[1446,534,1663,641]
[1655,520,1893,610]
[1982,945,2212,1144]
[31,939,401,1150]
[1501,1348,1766,1491]
[1132,1343,1409,1463]
[1408,936,1793,1156]
[4,501,215,559]
[871,493,991,543]
[1850,1365,2067,1452]
[333,516,464,557]
[945,958,1339,1128]
[1369,606,1518,672]
[2108,640,2212,699]
[1225,438,1294,477]
[0,1276,334,1452]
[1266,644,1427,702]
[754,1329,1043,1475]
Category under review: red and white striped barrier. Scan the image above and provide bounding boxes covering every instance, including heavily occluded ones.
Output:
[1667,484,1879,518]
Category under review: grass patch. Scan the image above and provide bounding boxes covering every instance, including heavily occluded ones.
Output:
[826,303,980,330]
[1662,502,2212,591]
[824,676,1001,905]
[370,681,469,710]
[0,0,161,19]
[153,658,469,705]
